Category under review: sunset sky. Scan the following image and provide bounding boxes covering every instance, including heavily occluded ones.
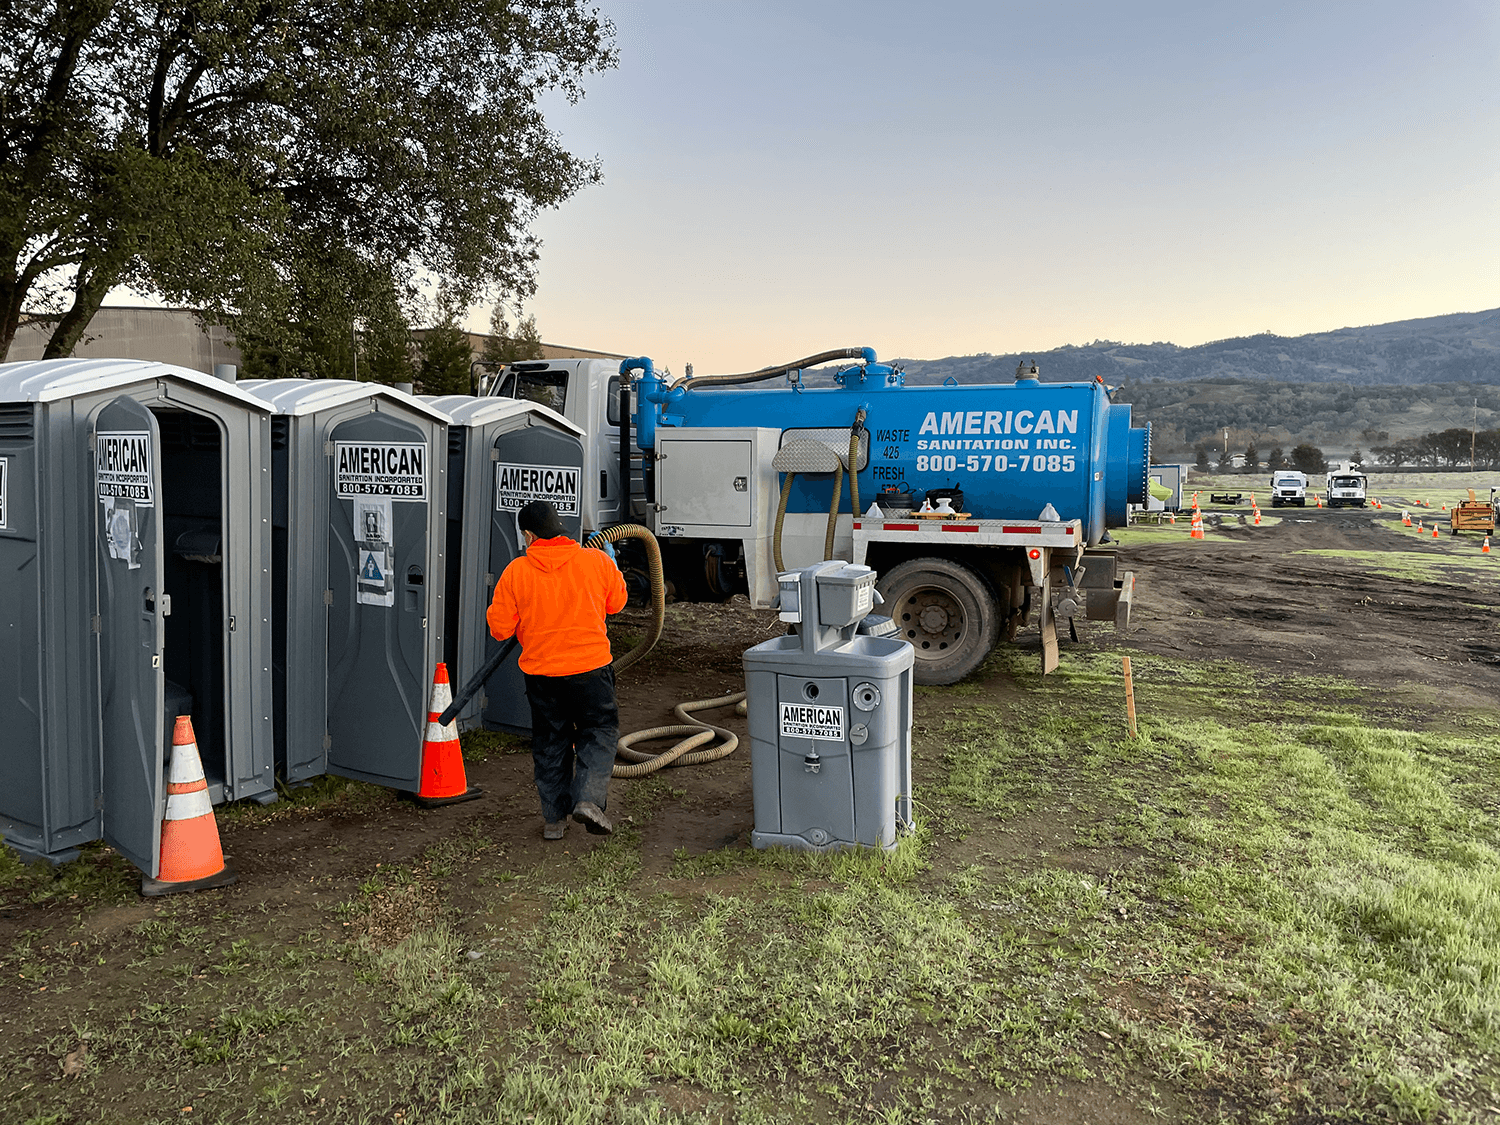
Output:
[497,0,1500,374]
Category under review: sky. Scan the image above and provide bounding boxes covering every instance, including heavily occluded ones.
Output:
[479,0,1500,374]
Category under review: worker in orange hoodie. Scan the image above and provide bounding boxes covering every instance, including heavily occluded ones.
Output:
[487,500,628,840]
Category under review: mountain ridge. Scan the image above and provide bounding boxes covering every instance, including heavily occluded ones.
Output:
[893,308,1500,387]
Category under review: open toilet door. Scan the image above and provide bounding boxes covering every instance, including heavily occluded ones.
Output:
[93,397,166,876]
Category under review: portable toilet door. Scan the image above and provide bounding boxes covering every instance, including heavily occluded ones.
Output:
[327,409,442,784]
[242,379,449,790]
[92,396,168,875]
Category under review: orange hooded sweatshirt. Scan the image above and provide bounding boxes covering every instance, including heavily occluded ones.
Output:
[486,536,628,677]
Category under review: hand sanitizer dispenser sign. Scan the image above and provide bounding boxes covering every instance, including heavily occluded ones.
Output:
[744,561,914,852]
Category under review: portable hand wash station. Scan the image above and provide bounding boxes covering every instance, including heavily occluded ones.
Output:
[744,561,914,851]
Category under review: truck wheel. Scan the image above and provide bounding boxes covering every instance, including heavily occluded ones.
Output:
[877,558,1000,686]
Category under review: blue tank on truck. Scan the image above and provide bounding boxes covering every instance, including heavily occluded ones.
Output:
[626,351,1149,541]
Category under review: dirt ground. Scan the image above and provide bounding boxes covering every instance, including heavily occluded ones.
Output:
[3,496,1497,1123]
[1116,502,1499,712]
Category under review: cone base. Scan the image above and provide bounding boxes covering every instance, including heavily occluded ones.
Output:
[406,786,484,808]
[141,863,237,898]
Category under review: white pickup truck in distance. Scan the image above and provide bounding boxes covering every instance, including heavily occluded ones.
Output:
[1270,470,1308,507]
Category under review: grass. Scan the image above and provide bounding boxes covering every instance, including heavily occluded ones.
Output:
[1,648,1498,1122]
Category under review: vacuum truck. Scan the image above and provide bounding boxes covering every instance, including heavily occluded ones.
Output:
[487,348,1150,685]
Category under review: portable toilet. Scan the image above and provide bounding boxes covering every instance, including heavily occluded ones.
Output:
[421,395,587,732]
[0,359,276,875]
[239,380,449,789]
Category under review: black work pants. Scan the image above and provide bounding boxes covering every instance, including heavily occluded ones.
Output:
[524,664,618,823]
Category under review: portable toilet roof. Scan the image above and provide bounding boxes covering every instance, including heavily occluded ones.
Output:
[0,358,272,410]
[419,394,585,438]
[239,378,451,423]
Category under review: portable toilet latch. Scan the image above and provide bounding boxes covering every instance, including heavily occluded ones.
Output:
[804,747,821,774]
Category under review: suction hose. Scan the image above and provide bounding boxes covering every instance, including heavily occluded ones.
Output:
[582,524,665,675]
[611,692,748,778]
[581,523,746,777]
[774,472,794,573]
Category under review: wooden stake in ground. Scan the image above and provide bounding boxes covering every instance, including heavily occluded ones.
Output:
[1122,656,1138,739]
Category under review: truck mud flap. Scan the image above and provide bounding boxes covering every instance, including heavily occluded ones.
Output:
[1039,571,1059,674]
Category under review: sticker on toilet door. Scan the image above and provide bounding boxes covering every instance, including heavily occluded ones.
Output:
[780,702,845,741]
[355,496,395,606]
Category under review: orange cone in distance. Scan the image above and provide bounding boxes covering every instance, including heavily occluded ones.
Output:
[1432,525,1439,539]
[1254,510,1261,525]
[1483,537,1491,554]
[1190,513,1204,540]
[413,664,483,808]
[142,716,237,897]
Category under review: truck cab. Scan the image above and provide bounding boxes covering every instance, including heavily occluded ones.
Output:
[1270,470,1308,507]
[1325,467,1367,508]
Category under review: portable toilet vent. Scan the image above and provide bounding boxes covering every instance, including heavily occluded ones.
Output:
[743,561,914,852]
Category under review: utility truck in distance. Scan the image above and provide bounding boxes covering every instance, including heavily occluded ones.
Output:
[1324,463,1367,508]
[1270,470,1308,507]
[486,349,1151,684]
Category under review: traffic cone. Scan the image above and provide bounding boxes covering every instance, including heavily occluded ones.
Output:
[1167,510,1176,524]
[1316,496,1322,507]
[1483,537,1491,554]
[1253,510,1261,525]
[1190,512,1204,540]
[141,716,237,897]
[1432,525,1439,539]
[1402,510,1410,526]
[413,664,483,807]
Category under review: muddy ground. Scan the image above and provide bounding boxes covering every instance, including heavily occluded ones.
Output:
[3,496,1497,1122]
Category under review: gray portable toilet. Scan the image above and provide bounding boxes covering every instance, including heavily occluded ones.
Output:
[0,359,276,875]
[744,561,914,852]
[239,379,449,789]
[421,395,587,733]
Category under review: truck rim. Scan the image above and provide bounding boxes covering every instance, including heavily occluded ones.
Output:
[896,585,965,655]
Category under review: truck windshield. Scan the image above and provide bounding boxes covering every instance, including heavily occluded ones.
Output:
[1332,477,1362,488]
[506,369,567,412]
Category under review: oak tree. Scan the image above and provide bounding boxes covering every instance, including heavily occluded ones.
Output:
[1,0,616,365]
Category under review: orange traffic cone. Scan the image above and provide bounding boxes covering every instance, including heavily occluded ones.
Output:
[413,664,483,807]
[1168,510,1176,524]
[1316,496,1323,507]
[1253,510,1261,525]
[1483,537,1491,554]
[1441,504,1448,512]
[1432,526,1439,539]
[142,716,237,897]
[1190,513,1204,540]
[1402,510,1410,526]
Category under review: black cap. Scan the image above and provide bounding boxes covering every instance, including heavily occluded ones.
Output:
[518,499,567,539]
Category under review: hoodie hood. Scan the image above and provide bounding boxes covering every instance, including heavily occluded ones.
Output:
[524,535,579,573]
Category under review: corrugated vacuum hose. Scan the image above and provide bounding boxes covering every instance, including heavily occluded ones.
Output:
[583,524,746,777]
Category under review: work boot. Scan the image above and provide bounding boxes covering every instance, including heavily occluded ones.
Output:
[543,820,567,841]
[571,802,613,836]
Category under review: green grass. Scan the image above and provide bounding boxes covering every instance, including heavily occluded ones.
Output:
[2,649,1498,1122]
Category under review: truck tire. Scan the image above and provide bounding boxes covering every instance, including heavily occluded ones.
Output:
[877,558,1000,686]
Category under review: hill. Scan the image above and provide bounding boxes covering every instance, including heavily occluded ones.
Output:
[880,309,1500,458]
[893,308,1500,388]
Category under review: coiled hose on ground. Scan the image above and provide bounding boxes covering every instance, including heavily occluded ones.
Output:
[583,523,747,777]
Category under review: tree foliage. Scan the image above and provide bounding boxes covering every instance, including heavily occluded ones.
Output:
[1194,446,1210,472]
[417,318,473,396]
[1290,444,1327,474]
[482,297,546,365]
[1,0,617,365]
[1243,443,1258,472]
[1373,428,1500,471]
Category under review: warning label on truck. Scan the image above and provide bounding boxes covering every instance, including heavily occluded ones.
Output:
[779,702,845,741]
[495,463,579,516]
[95,431,154,504]
[334,442,427,500]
